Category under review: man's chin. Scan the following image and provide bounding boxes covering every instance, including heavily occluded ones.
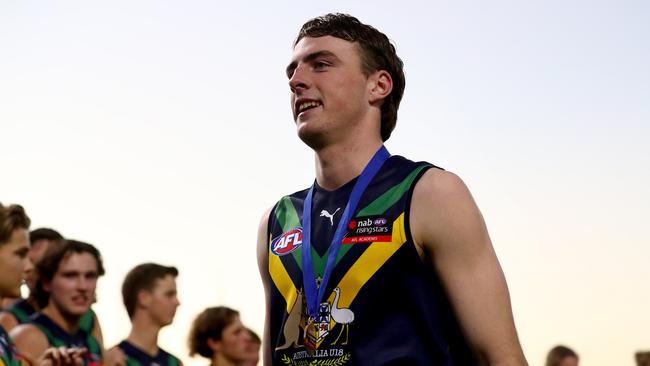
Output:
[297,128,328,150]
[65,305,91,317]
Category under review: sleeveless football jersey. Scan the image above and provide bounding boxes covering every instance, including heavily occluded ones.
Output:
[267,155,477,366]
[31,313,103,366]
[3,299,96,335]
[0,326,20,366]
[117,340,181,366]
[4,299,35,324]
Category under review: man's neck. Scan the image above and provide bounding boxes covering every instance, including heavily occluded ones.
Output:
[127,315,162,356]
[212,353,238,366]
[42,305,82,334]
[314,139,384,190]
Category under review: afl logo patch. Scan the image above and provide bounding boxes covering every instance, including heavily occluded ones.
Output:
[374,218,387,225]
[271,228,303,256]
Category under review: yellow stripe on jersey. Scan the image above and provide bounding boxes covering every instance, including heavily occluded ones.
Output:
[268,233,299,313]
[326,212,407,310]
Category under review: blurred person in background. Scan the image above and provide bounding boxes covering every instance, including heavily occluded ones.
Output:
[188,307,251,366]
[545,345,578,366]
[636,351,650,366]
[10,239,105,366]
[0,228,63,329]
[107,263,182,366]
[240,328,260,366]
[1,203,85,366]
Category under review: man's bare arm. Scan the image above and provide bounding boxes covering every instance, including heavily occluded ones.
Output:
[0,311,19,332]
[10,324,50,362]
[410,169,527,366]
[256,208,272,366]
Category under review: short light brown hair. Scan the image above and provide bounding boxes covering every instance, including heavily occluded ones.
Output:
[546,345,578,366]
[188,306,239,358]
[0,203,31,246]
[637,351,650,366]
[122,263,179,319]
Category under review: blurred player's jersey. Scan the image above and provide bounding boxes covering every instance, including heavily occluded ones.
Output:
[31,313,103,366]
[118,340,181,366]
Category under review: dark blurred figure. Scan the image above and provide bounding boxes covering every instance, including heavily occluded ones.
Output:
[546,345,579,366]
[0,228,63,329]
[106,263,182,366]
[10,239,106,364]
[188,306,251,366]
[241,328,260,366]
[636,351,650,366]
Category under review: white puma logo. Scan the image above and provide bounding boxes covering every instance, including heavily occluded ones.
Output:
[320,208,341,226]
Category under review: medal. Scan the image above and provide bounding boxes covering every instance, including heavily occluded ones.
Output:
[301,146,390,321]
[304,316,318,354]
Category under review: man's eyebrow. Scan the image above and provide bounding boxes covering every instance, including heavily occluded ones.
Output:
[286,50,339,77]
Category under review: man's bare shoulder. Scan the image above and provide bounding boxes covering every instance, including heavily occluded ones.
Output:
[410,168,485,253]
[9,322,45,341]
[0,311,19,331]
[10,323,49,358]
[414,168,472,204]
[257,207,273,278]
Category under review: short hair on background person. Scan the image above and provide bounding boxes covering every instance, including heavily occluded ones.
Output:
[29,227,63,244]
[294,13,405,142]
[33,239,105,308]
[0,203,31,246]
[247,328,261,345]
[636,351,650,366]
[121,262,179,319]
[546,345,578,366]
[188,306,239,358]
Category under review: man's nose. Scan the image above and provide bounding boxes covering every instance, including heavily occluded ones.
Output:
[22,257,34,278]
[289,64,309,93]
[77,276,92,290]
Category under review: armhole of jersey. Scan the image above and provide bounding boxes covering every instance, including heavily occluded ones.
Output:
[34,323,62,348]
[168,354,180,366]
[3,307,26,325]
[86,333,101,356]
[403,164,438,255]
[266,200,281,254]
[126,356,142,366]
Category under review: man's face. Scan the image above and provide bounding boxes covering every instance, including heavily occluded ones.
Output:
[241,335,260,366]
[558,356,579,366]
[141,274,179,327]
[215,316,251,362]
[0,228,31,298]
[45,252,98,317]
[287,36,372,147]
[25,239,54,290]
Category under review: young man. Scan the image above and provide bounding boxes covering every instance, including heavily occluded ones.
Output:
[0,228,63,309]
[0,228,104,355]
[257,13,528,366]
[10,239,105,366]
[0,228,63,329]
[240,328,260,366]
[187,307,251,366]
[108,263,181,366]
[545,345,578,366]
[0,204,85,366]
[0,203,32,366]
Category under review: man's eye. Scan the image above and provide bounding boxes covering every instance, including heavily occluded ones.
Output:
[314,61,329,70]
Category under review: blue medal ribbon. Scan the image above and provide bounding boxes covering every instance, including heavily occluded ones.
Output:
[301,145,390,317]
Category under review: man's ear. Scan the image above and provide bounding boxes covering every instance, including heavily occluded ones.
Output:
[42,279,51,293]
[368,70,393,105]
[207,338,221,353]
[137,289,151,309]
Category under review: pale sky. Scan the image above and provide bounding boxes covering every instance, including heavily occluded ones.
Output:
[1,1,648,366]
